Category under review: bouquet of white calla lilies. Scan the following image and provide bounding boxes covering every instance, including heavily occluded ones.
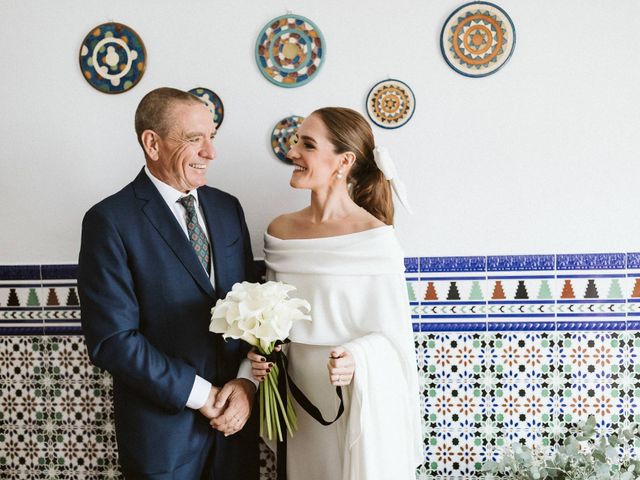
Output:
[209,281,311,441]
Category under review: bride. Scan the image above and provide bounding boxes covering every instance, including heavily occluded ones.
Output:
[249,107,422,479]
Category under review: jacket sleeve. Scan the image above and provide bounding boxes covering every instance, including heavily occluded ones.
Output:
[236,197,257,283]
[78,206,196,413]
[234,197,257,363]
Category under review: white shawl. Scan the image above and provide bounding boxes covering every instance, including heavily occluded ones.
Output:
[265,226,422,479]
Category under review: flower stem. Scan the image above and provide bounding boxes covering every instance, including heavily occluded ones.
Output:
[259,378,264,437]
[264,380,272,440]
[266,368,294,437]
[287,391,298,432]
[269,380,283,442]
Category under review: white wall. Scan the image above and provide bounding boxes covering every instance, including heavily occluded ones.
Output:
[1,0,639,263]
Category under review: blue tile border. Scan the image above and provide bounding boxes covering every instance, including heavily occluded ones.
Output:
[628,253,640,269]
[41,264,77,280]
[404,257,419,273]
[420,322,486,332]
[556,321,627,331]
[0,326,46,335]
[488,322,555,331]
[3,255,640,334]
[487,255,554,272]
[556,253,625,270]
[0,265,41,280]
[420,256,486,272]
[43,325,83,335]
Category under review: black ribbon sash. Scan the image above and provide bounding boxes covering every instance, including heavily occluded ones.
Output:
[265,345,344,479]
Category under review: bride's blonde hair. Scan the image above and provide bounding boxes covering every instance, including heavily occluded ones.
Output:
[311,107,394,225]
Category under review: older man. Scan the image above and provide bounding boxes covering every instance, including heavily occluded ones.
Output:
[78,87,259,479]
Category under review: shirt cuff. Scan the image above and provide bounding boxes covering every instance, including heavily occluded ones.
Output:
[237,358,259,390]
[186,375,212,410]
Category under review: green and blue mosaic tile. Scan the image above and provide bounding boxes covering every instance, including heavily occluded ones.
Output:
[2,255,640,478]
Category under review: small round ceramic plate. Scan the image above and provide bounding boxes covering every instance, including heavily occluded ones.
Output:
[256,14,325,88]
[271,115,305,162]
[79,22,146,94]
[441,2,515,77]
[188,88,224,129]
[366,79,416,129]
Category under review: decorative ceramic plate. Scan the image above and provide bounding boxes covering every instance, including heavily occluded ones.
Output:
[271,115,304,162]
[255,14,325,87]
[441,2,515,77]
[79,22,146,93]
[188,88,224,129]
[366,79,416,129]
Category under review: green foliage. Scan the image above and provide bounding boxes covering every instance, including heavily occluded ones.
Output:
[481,416,640,479]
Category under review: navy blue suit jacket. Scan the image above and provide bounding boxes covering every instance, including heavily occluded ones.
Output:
[78,169,259,478]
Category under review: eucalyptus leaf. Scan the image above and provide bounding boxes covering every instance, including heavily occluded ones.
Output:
[482,415,640,479]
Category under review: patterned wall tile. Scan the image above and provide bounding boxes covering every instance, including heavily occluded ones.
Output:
[556,253,626,271]
[555,254,627,331]
[1,332,640,478]
[487,255,555,272]
[0,336,277,479]
[626,253,640,328]
[412,257,487,332]
[0,336,48,478]
[420,257,486,273]
[0,266,82,336]
[424,333,485,477]
[3,254,640,478]
[487,276,556,330]
[0,265,44,334]
[3,253,640,336]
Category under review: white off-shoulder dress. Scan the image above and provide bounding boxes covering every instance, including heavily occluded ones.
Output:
[264,226,422,480]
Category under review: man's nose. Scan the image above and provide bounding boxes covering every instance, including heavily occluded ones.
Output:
[202,139,215,160]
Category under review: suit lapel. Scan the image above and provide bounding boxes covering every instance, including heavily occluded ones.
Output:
[199,188,228,293]
[132,169,216,298]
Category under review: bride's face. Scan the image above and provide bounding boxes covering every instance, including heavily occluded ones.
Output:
[287,114,341,190]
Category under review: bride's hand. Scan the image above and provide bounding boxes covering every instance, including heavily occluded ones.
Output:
[327,346,355,386]
[247,346,279,382]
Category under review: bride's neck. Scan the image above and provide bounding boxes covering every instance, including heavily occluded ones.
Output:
[309,186,358,224]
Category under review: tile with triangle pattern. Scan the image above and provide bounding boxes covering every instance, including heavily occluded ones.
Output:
[415,256,487,332]
[487,255,556,330]
[556,253,626,330]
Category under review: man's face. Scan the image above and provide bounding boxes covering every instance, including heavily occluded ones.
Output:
[149,102,216,193]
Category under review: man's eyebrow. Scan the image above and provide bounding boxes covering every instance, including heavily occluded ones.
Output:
[182,130,207,138]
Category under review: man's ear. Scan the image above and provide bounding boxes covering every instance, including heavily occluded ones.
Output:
[141,130,160,161]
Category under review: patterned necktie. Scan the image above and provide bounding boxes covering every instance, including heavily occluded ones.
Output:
[178,195,211,275]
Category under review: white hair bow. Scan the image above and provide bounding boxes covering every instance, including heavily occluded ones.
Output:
[372,146,412,213]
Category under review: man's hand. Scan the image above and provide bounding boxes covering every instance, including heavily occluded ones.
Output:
[209,379,256,436]
[198,386,223,420]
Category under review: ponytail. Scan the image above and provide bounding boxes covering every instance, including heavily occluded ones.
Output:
[312,107,394,225]
[350,159,394,225]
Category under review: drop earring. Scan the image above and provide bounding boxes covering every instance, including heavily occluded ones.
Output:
[336,169,344,180]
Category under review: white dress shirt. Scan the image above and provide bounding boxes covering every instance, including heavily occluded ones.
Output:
[144,167,255,410]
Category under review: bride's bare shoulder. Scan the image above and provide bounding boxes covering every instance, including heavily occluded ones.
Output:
[267,210,308,238]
